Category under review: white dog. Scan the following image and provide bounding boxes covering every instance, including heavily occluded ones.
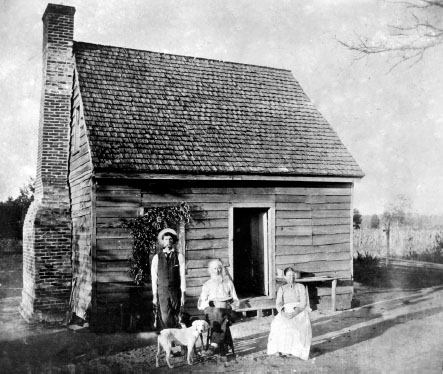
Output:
[156,319,209,368]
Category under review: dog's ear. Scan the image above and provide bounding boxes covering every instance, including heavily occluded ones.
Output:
[199,320,209,332]
[191,320,208,332]
[191,320,199,330]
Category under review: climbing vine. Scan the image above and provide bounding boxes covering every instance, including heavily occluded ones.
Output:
[121,202,193,285]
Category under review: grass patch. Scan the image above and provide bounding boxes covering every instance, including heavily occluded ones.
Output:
[353,251,390,287]
[404,234,443,264]
[0,238,22,253]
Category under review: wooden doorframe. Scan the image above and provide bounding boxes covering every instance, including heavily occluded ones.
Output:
[228,202,276,298]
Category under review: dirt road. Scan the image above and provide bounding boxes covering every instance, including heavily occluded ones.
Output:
[64,286,443,374]
[2,285,443,373]
[2,253,443,373]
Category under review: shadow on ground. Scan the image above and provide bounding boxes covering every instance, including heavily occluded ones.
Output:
[2,253,443,373]
[230,286,443,360]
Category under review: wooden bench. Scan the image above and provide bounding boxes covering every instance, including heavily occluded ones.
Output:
[293,276,338,312]
[235,276,339,317]
[235,306,277,318]
[235,297,276,319]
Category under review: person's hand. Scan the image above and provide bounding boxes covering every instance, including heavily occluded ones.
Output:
[282,310,296,319]
[181,292,185,306]
[292,307,302,316]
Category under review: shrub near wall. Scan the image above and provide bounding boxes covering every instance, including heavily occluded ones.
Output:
[0,239,22,253]
[354,228,443,258]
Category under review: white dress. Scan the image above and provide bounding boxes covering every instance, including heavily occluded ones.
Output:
[267,283,312,360]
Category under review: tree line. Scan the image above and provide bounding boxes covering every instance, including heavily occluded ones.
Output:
[0,180,34,240]
[353,194,443,264]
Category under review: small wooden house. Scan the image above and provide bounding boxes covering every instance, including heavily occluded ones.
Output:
[21,4,363,330]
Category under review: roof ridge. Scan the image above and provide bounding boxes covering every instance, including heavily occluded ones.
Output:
[73,40,292,73]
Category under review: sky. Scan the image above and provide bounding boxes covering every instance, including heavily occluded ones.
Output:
[1,0,442,215]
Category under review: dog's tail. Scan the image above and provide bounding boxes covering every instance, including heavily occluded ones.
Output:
[155,330,161,368]
[156,332,162,355]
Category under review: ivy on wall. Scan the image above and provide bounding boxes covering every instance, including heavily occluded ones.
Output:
[121,202,193,285]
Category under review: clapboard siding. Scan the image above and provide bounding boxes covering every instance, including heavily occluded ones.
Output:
[97,282,151,294]
[276,226,313,236]
[276,259,350,272]
[276,218,312,227]
[313,233,350,245]
[188,218,228,229]
[192,210,230,220]
[187,268,213,278]
[312,217,349,226]
[96,228,131,239]
[276,203,311,211]
[277,242,349,256]
[186,238,228,250]
[95,249,131,261]
[310,195,352,203]
[96,192,141,203]
[276,251,351,265]
[92,180,354,326]
[311,210,350,218]
[186,248,226,260]
[96,238,133,250]
[186,227,226,240]
[96,207,140,218]
[313,225,351,235]
[69,74,94,320]
[276,236,313,246]
[97,270,133,283]
[96,217,126,228]
[94,184,142,321]
[96,200,140,208]
[143,193,275,204]
[276,210,312,219]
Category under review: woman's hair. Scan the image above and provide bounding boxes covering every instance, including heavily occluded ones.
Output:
[284,267,295,275]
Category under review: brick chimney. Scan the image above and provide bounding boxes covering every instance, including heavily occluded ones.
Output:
[20,4,76,323]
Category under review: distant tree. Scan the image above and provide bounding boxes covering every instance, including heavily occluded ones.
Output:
[370,214,380,229]
[0,178,35,240]
[339,0,443,70]
[382,194,412,265]
[353,209,363,230]
[16,179,35,208]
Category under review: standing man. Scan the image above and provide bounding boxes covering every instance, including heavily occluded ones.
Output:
[151,228,186,328]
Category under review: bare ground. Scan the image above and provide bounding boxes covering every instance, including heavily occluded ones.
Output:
[2,253,443,373]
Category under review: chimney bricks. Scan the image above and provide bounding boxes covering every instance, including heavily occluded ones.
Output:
[20,4,76,324]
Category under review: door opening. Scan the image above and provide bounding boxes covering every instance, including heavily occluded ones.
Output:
[233,208,269,298]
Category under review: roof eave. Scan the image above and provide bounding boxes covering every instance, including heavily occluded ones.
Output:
[93,171,364,183]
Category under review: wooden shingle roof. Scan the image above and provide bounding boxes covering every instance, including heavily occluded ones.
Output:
[74,42,364,178]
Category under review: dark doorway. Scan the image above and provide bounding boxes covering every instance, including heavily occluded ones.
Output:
[233,208,269,298]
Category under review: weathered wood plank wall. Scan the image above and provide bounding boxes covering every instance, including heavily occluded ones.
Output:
[69,74,93,320]
[93,181,353,322]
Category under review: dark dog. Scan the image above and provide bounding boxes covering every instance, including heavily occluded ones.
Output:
[178,310,191,328]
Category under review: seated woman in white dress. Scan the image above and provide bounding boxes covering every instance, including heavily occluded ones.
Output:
[267,267,312,360]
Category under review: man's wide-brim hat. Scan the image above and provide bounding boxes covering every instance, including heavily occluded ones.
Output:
[157,228,178,244]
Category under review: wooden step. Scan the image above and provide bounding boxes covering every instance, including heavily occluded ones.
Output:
[235,297,276,318]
